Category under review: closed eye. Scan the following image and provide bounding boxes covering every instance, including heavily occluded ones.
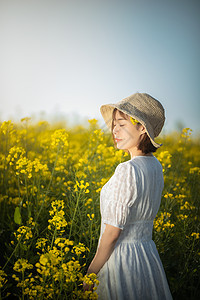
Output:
[113,121,126,127]
[113,124,125,127]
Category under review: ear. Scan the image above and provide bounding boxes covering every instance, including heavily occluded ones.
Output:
[139,124,146,134]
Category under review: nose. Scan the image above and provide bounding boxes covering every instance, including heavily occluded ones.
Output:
[113,124,119,135]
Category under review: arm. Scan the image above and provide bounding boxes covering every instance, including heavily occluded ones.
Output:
[87,224,122,275]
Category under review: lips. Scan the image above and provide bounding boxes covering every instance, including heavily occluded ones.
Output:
[115,138,122,142]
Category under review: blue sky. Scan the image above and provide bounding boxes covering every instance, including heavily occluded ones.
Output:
[0,0,199,134]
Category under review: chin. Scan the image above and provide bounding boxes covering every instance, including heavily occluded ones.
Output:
[116,145,127,150]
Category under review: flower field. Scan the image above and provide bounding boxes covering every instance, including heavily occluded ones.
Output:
[0,118,200,299]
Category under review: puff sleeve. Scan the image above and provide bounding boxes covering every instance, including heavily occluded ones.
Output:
[101,162,137,230]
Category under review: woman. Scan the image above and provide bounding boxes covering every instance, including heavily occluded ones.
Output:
[85,93,172,299]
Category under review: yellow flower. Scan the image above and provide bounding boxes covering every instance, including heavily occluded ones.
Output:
[83,273,99,286]
[51,129,69,149]
[130,117,140,125]
[177,214,188,221]
[181,128,192,137]
[40,255,48,266]
[13,259,33,273]
[154,212,174,232]
[191,232,199,239]
[156,151,172,172]
[48,200,68,230]
[36,238,48,250]
[6,146,25,165]
[14,226,33,242]
[72,243,88,255]
[0,268,7,289]
[74,180,90,193]
[189,167,200,175]
[164,193,173,199]
[15,156,33,178]
[93,129,104,142]
[85,198,93,206]
[87,214,95,221]
[21,117,31,123]
[88,119,98,126]
[0,120,14,135]
[180,201,195,210]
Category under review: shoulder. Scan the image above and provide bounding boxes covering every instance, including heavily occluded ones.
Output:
[128,156,163,183]
[115,160,133,170]
[130,155,162,169]
[114,160,136,176]
[112,161,137,203]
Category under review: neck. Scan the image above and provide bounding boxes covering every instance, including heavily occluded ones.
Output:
[129,148,152,159]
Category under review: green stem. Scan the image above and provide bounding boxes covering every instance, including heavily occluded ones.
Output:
[50,227,57,250]
[3,235,23,269]
[24,175,30,217]
[17,175,21,200]
[58,249,64,298]
[68,192,81,240]
[22,271,24,300]
[34,146,60,225]
[89,218,93,251]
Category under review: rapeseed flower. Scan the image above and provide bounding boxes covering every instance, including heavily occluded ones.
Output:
[72,243,89,255]
[85,198,93,207]
[13,259,33,273]
[191,232,200,239]
[0,268,7,289]
[154,212,175,232]
[6,146,25,165]
[74,180,90,193]
[156,151,172,172]
[180,201,195,210]
[130,117,139,125]
[51,129,69,149]
[48,200,68,231]
[87,214,95,221]
[88,119,98,126]
[0,120,14,135]
[14,226,33,242]
[189,167,200,175]
[36,238,48,251]
[181,128,192,138]
[16,156,33,178]
[177,214,188,221]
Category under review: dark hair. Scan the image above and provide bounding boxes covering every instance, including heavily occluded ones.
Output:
[111,108,157,154]
[137,133,157,154]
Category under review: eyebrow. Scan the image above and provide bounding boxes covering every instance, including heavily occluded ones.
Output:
[114,118,126,121]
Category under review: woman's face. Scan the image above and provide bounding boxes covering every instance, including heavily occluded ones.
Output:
[112,110,146,155]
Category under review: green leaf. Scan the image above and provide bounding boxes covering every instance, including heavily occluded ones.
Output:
[28,210,31,219]
[14,207,22,225]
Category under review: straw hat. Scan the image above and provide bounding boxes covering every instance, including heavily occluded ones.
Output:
[100,93,165,148]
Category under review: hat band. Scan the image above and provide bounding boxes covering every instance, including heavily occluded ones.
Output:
[118,102,142,117]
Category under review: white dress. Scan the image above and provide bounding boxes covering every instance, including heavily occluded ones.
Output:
[96,156,172,300]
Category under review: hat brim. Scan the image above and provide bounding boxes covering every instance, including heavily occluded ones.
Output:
[100,104,162,148]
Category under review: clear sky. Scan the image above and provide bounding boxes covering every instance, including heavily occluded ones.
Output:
[0,0,200,134]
